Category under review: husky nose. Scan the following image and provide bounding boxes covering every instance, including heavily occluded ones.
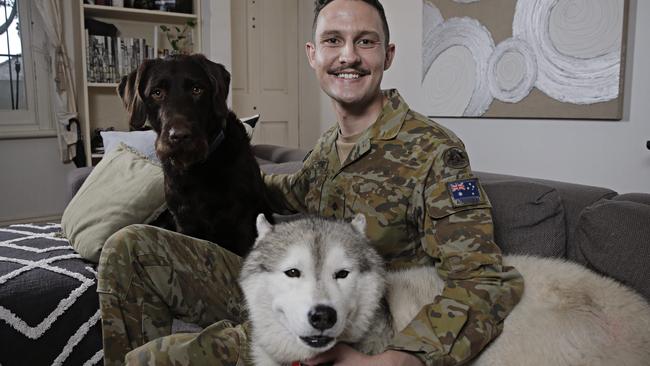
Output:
[308,305,337,330]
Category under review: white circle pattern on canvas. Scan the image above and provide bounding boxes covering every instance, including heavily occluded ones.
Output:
[513,0,623,104]
[422,0,445,78]
[549,0,623,59]
[488,37,537,103]
[423,45,477,116]
[422,17,495,116]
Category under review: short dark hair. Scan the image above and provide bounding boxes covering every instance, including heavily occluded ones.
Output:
[312,0,390,47]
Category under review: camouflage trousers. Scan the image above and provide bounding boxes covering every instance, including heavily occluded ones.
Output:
[97,224,251,366]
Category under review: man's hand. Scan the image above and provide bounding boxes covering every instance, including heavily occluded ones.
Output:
[301,343,424,366]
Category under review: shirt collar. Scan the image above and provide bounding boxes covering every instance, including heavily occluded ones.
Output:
[331,89,410,144]
[323,89,410,168]
[366,89,410,141]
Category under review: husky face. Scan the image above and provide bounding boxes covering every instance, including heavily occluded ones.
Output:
[240,214,386,362]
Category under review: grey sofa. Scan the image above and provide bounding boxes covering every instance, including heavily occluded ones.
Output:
[2,144,648,366]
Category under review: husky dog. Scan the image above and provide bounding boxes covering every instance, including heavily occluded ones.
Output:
[240,214,650,366]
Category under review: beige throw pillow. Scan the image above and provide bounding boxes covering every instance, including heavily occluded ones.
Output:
[62,143,166,262]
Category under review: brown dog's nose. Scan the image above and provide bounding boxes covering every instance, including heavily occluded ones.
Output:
[168,127,191,144]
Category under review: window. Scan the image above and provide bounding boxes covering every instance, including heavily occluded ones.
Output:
[0,0,26,110]
[0,0,55,138]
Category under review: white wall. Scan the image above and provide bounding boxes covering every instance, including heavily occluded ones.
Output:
[202,0,232,80]
[298,1,331,148]
[0,138,75,223]
[377,0,649,194]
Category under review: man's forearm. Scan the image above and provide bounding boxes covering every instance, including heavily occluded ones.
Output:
[262,171,303,214]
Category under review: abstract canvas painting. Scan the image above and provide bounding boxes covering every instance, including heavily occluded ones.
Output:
[421,0,629,119]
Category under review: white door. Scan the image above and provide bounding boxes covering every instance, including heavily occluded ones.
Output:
[231,0,299,147]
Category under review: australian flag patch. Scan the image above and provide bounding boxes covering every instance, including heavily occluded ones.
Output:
[447,178,482,207]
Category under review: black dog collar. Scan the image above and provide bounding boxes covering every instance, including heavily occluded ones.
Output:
[207,130,225,156]
[206,118,227,158]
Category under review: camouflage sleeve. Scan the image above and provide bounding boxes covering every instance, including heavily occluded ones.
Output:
[262,169,308,215]
[262,146,320,215]
[387,147,524,365]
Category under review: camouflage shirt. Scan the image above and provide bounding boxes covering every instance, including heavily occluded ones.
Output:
[264,90,524,365]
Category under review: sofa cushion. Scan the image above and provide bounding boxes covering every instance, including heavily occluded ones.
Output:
[476,171,617,262]
[481,180,566,258]
[62,144,166,263]
[252,144,309,163]
[260,161,304,175]
[576,199,650,300]
[614,193,650,205]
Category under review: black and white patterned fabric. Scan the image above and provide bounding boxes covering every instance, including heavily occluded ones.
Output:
[0,223,103,366]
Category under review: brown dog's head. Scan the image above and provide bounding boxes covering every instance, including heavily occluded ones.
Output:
[118,54,231,170]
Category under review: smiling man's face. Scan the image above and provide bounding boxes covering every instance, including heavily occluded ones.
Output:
[307,0,395,109]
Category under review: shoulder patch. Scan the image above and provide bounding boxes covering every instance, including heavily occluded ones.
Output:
[443,147,469,169]
[447,178,482,207]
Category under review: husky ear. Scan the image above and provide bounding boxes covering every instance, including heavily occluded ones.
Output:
[256,213,273,240]
[351,214,367,236]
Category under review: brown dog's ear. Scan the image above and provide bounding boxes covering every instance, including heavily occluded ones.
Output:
[193,54,231,119]
[118,60,154,131]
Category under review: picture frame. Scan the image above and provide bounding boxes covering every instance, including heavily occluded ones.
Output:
[420,0,629,120]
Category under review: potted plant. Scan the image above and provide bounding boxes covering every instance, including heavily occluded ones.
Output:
[159,20,195,55]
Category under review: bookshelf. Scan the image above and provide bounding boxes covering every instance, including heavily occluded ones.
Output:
[76,0,201,166]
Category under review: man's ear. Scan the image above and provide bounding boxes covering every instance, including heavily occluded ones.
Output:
[118,59,155,131]
[384,43,396,71]
[305,42,317,70]
[193,54,230,119]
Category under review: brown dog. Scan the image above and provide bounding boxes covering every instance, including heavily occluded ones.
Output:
[118,54,272,256]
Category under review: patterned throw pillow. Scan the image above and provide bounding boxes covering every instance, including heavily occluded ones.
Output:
[0,223,103,365]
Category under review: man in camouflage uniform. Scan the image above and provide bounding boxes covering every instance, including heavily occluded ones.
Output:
[98,0,523,365]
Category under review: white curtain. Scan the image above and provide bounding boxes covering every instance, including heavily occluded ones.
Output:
[34,0,79,164]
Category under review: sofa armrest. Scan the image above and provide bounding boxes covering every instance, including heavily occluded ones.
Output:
[575,196,650,301]
[66,167,94,205]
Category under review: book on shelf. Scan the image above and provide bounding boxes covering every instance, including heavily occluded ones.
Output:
[85,0,192,13]
[86,32,154,83]
[88,0,117,6]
